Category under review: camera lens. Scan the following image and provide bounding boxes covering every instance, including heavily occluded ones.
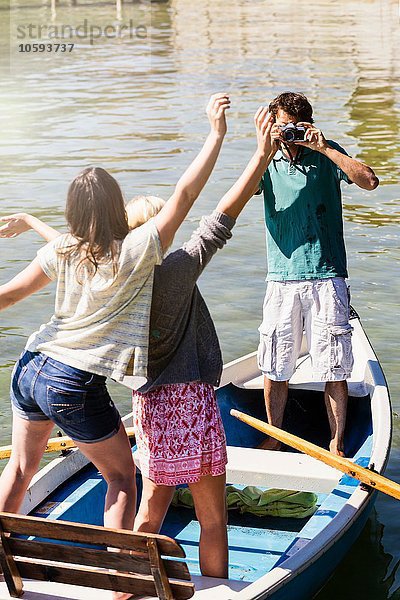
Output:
[284,130,295,143]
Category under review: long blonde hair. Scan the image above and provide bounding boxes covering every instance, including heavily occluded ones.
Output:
[126,195,165,229]
[63,167,129,278]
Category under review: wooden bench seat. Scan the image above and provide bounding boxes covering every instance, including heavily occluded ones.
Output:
[0,512,194,599]
[225,446,342,493]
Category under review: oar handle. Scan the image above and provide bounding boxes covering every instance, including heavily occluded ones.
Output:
[230,409,400,501]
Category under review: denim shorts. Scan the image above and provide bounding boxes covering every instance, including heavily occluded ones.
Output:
[10,351,122,443]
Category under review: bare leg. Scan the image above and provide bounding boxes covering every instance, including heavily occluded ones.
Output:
[0,415,54,513]
[75,423,136,531]
[0,417,136,529]
[324,380,348,457]
[113,478,175,600]
[189,474,228,578]
[258,377,289,450]
[77,425,137,600]
[134,477,175,534]
[135,476,228,578]
[124,479,175,600]
[0,417,136,600]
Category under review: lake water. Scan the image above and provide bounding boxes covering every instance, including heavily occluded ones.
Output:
[0,0,399,597]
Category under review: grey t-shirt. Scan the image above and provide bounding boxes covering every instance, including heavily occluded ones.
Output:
[138,211,235,393]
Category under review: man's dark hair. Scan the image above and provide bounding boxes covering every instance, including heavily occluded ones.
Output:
[269,92,314,123]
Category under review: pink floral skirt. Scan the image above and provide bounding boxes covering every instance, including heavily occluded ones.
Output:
[132,382,227,486]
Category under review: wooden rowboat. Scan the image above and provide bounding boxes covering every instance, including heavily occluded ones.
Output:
[0,308,391,599]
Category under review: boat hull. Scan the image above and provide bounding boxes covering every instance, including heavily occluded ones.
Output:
[1,312,389,600]
[253,493,376,600]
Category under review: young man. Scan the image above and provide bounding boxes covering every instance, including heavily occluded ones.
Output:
[257,91,379,456]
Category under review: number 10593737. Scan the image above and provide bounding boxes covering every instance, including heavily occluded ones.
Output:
[18,43,74,53]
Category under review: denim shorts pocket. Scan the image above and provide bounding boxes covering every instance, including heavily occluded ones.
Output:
[46,385,87,427]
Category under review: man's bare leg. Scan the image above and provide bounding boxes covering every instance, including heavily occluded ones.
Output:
[258,377,289,450]
[324,380,348,457]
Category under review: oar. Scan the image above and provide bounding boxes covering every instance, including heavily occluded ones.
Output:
[0,427,136,461]
[231,409,400,501]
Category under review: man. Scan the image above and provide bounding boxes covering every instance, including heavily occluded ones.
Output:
[257,91,378,456]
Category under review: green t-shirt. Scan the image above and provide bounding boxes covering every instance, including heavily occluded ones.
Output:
[261,141,352,281]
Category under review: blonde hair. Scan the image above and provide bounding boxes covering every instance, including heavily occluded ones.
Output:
[126,195,165,230]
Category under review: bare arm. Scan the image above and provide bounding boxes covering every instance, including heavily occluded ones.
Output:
[154,93,230,251]
[217,108,275,218]
[0,258,51,311]
[0,213,60,241]
[295,123,379,190]
[322,145,379,190]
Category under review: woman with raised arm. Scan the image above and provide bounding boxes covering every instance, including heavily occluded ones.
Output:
[1,107,275,581]
[0,94,230,543]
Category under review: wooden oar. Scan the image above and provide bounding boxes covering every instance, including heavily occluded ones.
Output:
[231,409,400,501]
[0,427,136,461]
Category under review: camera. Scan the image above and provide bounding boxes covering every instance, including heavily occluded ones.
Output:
[280,123,306,143]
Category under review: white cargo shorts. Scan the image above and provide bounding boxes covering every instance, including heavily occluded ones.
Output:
[257,278,354,382]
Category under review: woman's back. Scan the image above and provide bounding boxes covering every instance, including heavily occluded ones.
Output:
[26,220,163,382]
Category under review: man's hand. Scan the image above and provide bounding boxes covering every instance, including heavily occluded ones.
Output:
[295,122,329,153]
[254,108,277,158]
[296,123,379,190]
[0,213,32,238]
[206,93,230,138]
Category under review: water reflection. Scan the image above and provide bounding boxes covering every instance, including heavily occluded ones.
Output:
[315,509,395,600]
[347,76,400,186]
[344,202,400,227]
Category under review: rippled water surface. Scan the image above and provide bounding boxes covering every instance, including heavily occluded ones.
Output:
[0,1,399,597]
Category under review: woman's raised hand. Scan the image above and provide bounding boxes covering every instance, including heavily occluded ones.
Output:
[0,213,32,238]
[206,93,231,138]
[254,107,277,159]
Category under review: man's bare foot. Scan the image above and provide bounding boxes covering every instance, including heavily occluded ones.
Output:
[329,440,345,457]
[257,437,282,451]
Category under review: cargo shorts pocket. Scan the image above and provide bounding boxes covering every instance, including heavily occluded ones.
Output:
[257,327,276,375]
[329,323,354,375]
[46,385,87,427]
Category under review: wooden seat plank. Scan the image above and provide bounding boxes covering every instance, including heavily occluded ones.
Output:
[0,513,184,557]
[8,538,191,580]
[17,561,194,599]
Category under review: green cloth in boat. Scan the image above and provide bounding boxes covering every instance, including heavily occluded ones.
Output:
[172,486,317,518]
